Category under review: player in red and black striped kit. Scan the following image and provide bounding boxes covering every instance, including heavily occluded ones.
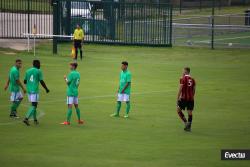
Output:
[177,67,196,132]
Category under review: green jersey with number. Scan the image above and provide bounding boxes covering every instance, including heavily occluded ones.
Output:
[9,66,20,92]
[67,70,80,97]
[24,67,43,94]
[119,70,131,95]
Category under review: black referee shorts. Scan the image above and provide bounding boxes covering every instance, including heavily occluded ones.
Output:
[74,40,82,49]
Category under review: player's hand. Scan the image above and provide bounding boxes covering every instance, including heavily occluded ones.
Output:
[23,89,27,94]
[46,89,50,93]
[177,97,181,102]
[4,85,8,91]
[64,75,67,80]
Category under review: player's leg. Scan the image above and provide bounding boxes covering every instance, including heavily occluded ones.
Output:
[177,100,187,124]
[61,96,73,125]
[73,97,84,124]
[67,104,73,123]
[32,102,39,125]
[74,41,78,60]
[110,94,122,117]
[124,94,130,118]
[184,101,194,132]
[79,43,83,60]
[10,92,23,118]
[23,94,38,126]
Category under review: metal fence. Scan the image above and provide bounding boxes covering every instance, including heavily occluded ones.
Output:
[172,14,250,48]
[0,0,53,38]
[0,0,172,47]
[174,0,250,14]
[53,0,172,46]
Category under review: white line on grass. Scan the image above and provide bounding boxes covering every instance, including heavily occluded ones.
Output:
[40,90,175,104]
[0,104,45,126]
[197,36,250,43]
[0,90,172,125]
[0,90,172,107]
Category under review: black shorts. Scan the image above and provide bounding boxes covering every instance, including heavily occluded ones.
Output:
[178,99,194,111]
[74,40,82,48]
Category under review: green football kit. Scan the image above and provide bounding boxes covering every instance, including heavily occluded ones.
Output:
[66,70,81,123]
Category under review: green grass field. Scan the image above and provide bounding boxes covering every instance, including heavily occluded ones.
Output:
[0,43,250,167]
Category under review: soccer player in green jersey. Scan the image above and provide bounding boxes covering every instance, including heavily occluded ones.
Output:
[4,59,26,118]
[111,61,131,118]
[61,62,84,125]
[23,60,49,126]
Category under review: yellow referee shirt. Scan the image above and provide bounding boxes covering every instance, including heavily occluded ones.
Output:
[73,28,84,40]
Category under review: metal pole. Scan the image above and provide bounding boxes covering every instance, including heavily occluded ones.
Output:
[179,0,182,14]
[170,5,173,47]
[28,36,30,52]
[34,35,36,56]
[53,0,58,54]
[199,0,202,11]
[211,0,215,50]
[28,0,30,34]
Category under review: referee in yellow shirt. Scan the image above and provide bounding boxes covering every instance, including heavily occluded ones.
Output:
[73,24,84,60]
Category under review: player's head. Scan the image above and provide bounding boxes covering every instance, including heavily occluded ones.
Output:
[76,24,80,29]
[33,60,41,69]
[15,59,22,69]
[121,61,128,71]
[70,62,78,70]
[183,67,190,75]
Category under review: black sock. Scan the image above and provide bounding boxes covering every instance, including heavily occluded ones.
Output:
[178,111,187,123]
[75,49,78,59]
[80,50,83,59]
[188,115,193,123]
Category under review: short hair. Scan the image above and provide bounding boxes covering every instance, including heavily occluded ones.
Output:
[70,62,78,69]
[184,67,190,73]
[16,59,22,63]
[33,60,40,68]
[121,61,128,66]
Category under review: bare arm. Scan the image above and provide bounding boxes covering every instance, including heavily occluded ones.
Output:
[4,77,10,91]
[193,85,196,96]
[121,82,130,93]
[40,80,49,93]
[117,86,120,93]
[177,84,183,101]
[64,75,69,84]
[16,79,26,93]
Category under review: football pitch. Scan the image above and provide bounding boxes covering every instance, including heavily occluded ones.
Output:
[0,43,249,167]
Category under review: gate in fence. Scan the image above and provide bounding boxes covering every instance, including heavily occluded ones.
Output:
[53,0,172,47]
[1,0,173,48]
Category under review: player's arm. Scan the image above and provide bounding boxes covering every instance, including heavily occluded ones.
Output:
[72,30,76,44]
[193,85,196,96]
[40,80,49,93]
[121,82,131,93]
[4,77,10,91]
[39,71,49,93]
[117,86,120,93]
[81,30,84,43]
[177,83,183,101]
[24,73,27,84]
[16,79,26,94]
[64,75,70,84]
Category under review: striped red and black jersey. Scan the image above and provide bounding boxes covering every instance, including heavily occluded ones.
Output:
[180,75,196,101]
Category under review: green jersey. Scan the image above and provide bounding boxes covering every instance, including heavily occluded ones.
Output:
[119,70,131,95]
[9,66,20,92]
[24,67,43,94]
[67,70,80,97]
